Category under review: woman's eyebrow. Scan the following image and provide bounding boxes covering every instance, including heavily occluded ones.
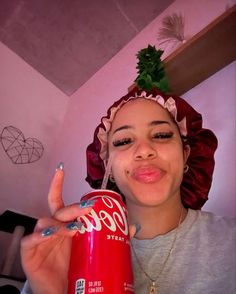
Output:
[149,120,170,126]
[112,125,133,134]
[112,120,170,135]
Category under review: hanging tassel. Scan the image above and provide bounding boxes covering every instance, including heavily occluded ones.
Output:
[157,13,186,47]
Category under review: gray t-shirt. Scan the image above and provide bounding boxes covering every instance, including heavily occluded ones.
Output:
[131,209,236,294]
[21,209,236,294]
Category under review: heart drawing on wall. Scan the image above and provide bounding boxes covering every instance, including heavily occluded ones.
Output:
[0,126,44,164]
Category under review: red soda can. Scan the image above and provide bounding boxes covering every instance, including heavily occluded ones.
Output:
[67,189,134,294]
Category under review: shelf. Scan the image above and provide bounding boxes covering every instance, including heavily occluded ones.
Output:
[164,5,236,95]
[129,5,236,95]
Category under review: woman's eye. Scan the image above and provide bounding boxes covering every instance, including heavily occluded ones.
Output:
[113,138,132,147]
[153,132,173,139]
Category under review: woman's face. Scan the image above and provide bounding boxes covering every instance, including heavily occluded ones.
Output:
[108,98,189,208]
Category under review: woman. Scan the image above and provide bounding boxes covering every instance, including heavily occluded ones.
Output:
[21,87,235,294]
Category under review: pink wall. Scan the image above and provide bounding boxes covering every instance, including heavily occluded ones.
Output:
[51,0,236,217]
[0,0,235,219]
[183,62,236,216]
[0,0,235,284]
[0,42,68,216]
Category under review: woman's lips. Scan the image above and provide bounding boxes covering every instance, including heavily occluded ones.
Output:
[131,166,164,183]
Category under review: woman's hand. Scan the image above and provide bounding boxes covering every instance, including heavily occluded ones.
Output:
[20,166,93,294]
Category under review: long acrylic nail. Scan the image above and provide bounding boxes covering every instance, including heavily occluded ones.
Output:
[56,162,64,171]
[134,223,141,237]
[41,227,58,237]
[78,199,96,208]
[66,221,83,231]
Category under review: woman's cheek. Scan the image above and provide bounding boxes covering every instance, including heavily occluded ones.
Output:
[112,152,129,177]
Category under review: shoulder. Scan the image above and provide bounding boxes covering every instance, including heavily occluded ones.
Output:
[192,209,235,227]
[176,210,236,291]
[187,209,236,240]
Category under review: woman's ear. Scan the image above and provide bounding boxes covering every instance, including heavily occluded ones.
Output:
[183,144,191,164]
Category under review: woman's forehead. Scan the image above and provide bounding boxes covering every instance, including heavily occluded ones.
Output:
[111,98,173,126]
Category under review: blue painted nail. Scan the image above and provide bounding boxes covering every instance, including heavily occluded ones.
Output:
[134,223,141,237]
[41,227,58,237]
[66,222,83,230]
[56,162,64,171]
[79,199,96,208]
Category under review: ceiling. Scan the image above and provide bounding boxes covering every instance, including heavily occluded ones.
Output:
[0,0,174,96]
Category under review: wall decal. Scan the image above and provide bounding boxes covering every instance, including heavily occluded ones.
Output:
[0,126,44,164]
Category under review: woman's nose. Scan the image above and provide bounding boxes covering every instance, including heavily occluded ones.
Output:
[134,141,157,160]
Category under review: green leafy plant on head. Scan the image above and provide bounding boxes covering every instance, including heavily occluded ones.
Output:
[135,45,170,93]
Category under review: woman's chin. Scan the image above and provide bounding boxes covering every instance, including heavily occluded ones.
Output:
[125,186,170,208]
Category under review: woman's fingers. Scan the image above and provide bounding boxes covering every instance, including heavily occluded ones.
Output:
[53,203,94,222]
[129,223,141,238]
[47,164,94,222]
[34,217,60,233]
[34,200,94,234]
[21,221,81,254]
[48,166,65,215]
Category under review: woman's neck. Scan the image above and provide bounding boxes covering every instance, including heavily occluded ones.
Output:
[127,199,187,239]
